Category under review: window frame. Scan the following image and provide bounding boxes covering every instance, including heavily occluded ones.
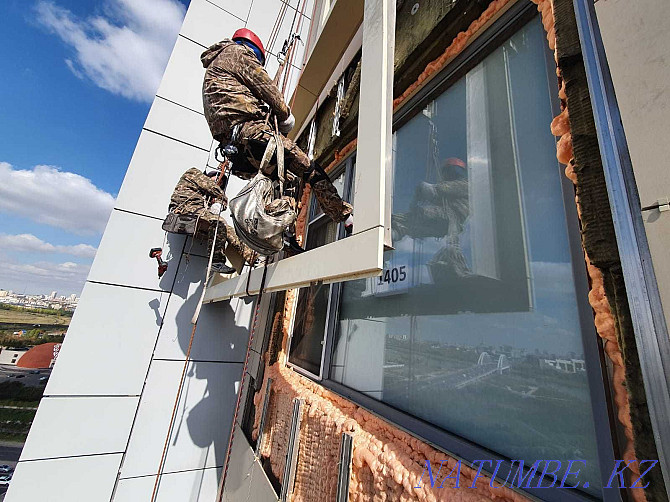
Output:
[573,0,670,492]
[296,3,622,501]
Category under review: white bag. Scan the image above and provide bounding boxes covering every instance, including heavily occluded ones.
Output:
[229,130,297,255]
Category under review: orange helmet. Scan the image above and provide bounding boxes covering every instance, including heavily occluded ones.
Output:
[232,28,266,65]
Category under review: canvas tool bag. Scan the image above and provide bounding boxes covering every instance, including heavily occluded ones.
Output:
[229,126,297,255]
[162,212,199,235]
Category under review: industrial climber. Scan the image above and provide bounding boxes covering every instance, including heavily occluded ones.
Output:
[392,157,471,280]
[169,167,256,274]
[200,28,353,226]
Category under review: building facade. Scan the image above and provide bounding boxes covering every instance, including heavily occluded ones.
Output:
[7,0,670,501]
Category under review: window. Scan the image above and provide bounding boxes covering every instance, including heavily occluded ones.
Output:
[288,161,354,378]
[290,13,615,500]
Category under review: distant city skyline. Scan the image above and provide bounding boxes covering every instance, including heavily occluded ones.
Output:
[0,285,80,300]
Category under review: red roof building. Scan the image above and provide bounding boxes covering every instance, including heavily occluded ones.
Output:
[16,343,61,369]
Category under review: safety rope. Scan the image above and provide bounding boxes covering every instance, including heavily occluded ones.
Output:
[289,0,311,111]
[267,1,289,58]
[215,3,310,497]
[150,196,225,502]
[217,96,286,502]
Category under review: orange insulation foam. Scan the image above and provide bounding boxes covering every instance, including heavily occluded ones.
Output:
[534,0,644,496]
[254,362,528,502]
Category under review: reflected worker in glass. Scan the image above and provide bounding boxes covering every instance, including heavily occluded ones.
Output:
[392,157,471,281]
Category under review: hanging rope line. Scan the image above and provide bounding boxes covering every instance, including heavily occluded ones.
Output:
[150,193,226,502]
[216,4,309,497]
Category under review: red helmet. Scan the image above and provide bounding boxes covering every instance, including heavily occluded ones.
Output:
[232,28,266,63]
[445,157,466,169]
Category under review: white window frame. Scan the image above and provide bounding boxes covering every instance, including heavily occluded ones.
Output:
[204,0,395,303]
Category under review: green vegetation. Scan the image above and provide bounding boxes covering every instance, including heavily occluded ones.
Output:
[0,383,43,442]
[0,432,29,442]
[0,381,45,402]
[0,333,65,348]
[0,304,72,333]
[0,304,73,317]
[0,400,39,409]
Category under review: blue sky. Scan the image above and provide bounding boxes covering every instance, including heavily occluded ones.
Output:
[0,0,190,296]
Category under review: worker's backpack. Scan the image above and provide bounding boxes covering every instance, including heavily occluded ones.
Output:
[229,128,297,255]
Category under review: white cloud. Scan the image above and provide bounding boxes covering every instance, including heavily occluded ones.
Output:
[35,0,186,103]
[0,234,97,259]
[0,259,90,297]
[0,162,115,235]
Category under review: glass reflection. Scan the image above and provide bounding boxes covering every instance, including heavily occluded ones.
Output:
[330,18,602,495]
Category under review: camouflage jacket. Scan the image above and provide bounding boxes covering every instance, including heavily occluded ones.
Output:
[169,168,227,214]
[201,39,290,140]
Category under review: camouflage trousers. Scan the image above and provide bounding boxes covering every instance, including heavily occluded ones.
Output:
[179,203,256,264]
[240,121,353,223]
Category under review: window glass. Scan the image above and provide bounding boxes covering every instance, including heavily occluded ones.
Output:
[330,18,602,494]
[288,168,349,376]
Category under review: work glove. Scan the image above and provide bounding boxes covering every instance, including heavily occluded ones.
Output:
[209,201,224,215]
[279,113,295,134]
[344,214,354,235]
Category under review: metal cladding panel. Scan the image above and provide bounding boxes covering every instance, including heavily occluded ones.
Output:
[20,397,138,460]
[153,253,253,362]
[87,209,185,291]
[5,454,123,502]
[204,225,384,301]
[248,0,310,74]
[156,35,207,113]
[596,0,670,332]
[222,425,278,502]
[45,282,169,396]
[207,0,253,23]
[119,360,242,478]
[114,130,209,219]
[144,96,212,150]
[180,0,244,49]
[113,466,222,502]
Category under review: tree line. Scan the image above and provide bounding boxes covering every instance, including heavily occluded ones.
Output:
[0,303,73,317]
[0,333,65,348]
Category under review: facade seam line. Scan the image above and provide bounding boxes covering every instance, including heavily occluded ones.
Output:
[142,128,210,152]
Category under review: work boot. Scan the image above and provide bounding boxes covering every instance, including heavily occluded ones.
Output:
[211,260,236,274]
[303,161,330,185]
[285,234,305,254]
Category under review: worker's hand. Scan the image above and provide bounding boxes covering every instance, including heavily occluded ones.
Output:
[209,198,227,214]
[209,202,222,215]
[279,113,295,134]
